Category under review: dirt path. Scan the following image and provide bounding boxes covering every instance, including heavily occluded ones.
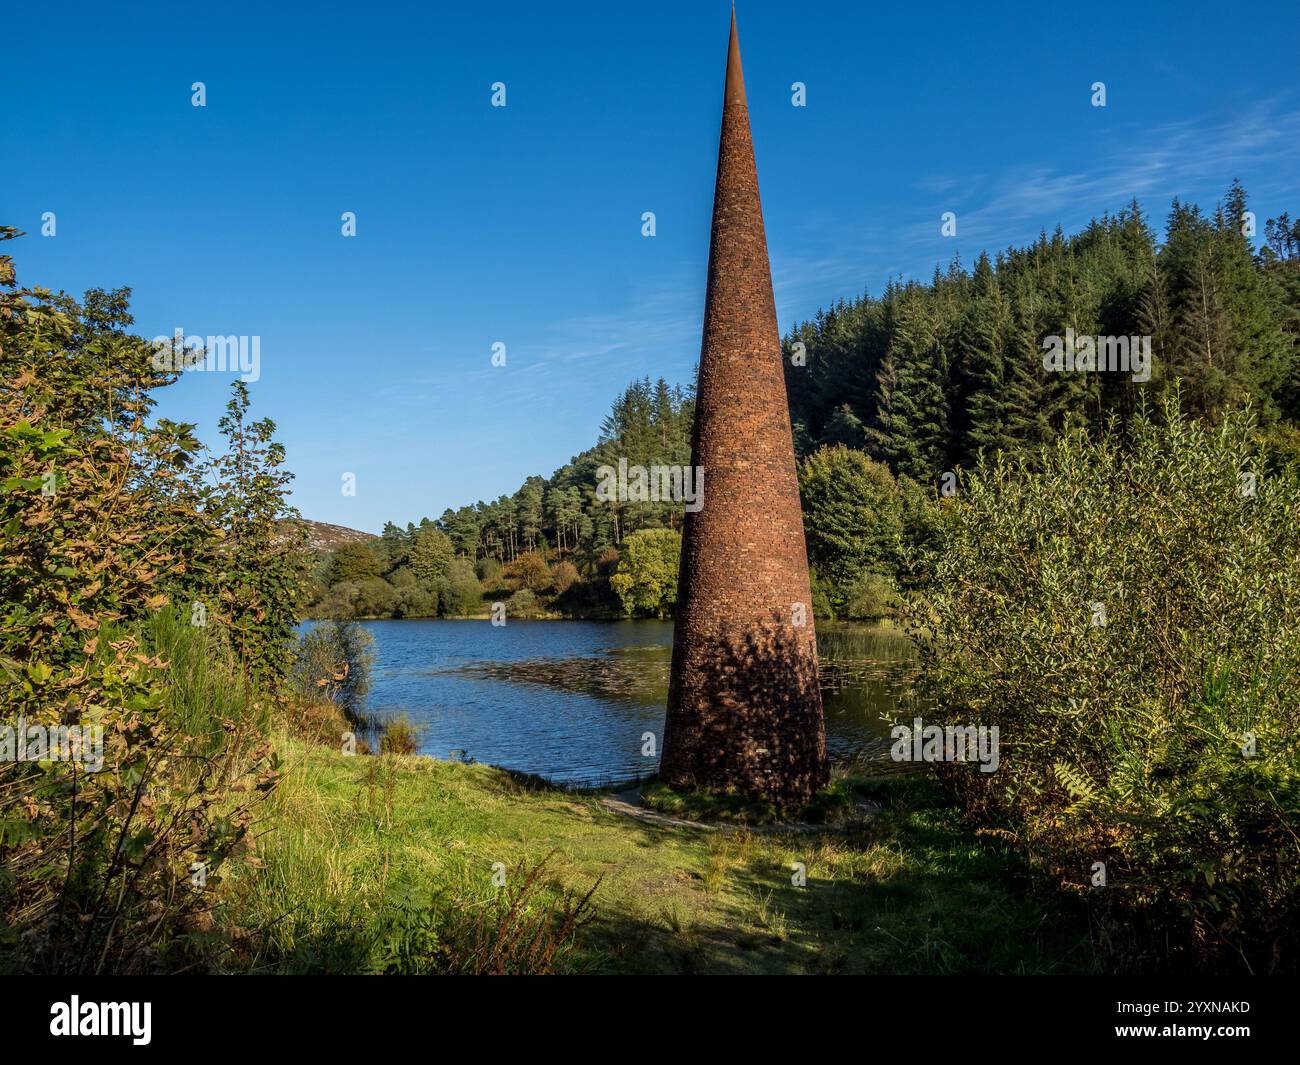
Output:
[598,788,878,834]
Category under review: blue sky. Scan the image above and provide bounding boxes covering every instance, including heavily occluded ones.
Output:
[5,0,1299,532]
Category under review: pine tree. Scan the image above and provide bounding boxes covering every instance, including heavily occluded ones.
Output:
[1177,242,1236,419]
[1137,256,1173,383]
[1263,212,1300,420]
[957,252,1017,464]
[822,403,865,447]
[1004,278,1052,453]
[878,286,950,483]
[515,476,545,553]
[1215,182,1290,421]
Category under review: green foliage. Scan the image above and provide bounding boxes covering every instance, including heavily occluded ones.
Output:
[143,605,267,745]
[409,527,454,587]
[439,559,482,616]
[305,377,695,620]
[207,382,309,686]
[808,567,836,618]
[307,187,1298,623]
[798,445,909,607]
[236,741,1093,975]
[329,542,381,584]
[379,714,421,756]
[475,556,503,590]
[792,187,1300,485]
[608,529,680,617]
[350,577,398,618]
[292,621,374,722]
[370,853,597,975]
[394,583,439,619]
[910,398,1300,971]
[0,231,293,973]
[873,284,952,480]
[506,588,537,616]
[840,571,898,621]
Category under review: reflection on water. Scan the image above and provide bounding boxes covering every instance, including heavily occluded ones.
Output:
[332,618,918,786]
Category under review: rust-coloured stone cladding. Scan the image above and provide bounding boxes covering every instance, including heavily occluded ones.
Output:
[660,10,829,809]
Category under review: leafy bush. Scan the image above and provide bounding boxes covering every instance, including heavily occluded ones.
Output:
[205,382,309,685]
[0,236,296,973]
[506,589,537,616]
[550,560,579,595]
[379,713,420,756]
[475,557,504,590]
[0,401,274,972]
[440,559,483,616]
[293,621,374,723]
[504,551,552,594]
[910,399,1300,972]
[841,571,898,620]
[409,527,454,586]
[798,445,905,602]
[808,567,836,619]
[328,542,381,584]
[609,528,680,617]
[394,583,438,619]
[351,577,398,618]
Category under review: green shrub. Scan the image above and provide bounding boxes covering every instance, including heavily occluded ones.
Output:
[840,571,898,620]
[475,557,504,592]
[394,583,438,618]
[910,399,1300,972]
[293,621,374,723]
[387,565,418,588]
[808,567,837,619]
[328,542,381,584]
[409,527,454,586]
[351,577,398,618]
[440,559,483,616]
[506,589,537,616]
[608,528,680,617]
[0,264,292,973]
[379,713,421,756]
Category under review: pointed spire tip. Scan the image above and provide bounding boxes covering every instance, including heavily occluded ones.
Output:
[725,5,746,107]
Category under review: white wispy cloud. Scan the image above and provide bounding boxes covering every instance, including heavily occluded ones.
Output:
[769,98,1300,322]
[950,100,1300,245]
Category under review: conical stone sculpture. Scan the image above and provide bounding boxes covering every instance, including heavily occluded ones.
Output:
[660,10,829,809]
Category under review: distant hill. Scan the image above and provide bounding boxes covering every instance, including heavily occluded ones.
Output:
[291,519,377,554]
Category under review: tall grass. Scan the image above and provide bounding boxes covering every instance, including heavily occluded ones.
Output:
[140,606,268,744]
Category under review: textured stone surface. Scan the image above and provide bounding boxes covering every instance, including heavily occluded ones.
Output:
[660,10,829,809]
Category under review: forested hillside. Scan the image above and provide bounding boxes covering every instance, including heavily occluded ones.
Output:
[785,184,1300,480]
[306,378,697,619]
[307,184,1300,621]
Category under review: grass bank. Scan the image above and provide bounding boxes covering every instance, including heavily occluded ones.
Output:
[222,737,1096,974]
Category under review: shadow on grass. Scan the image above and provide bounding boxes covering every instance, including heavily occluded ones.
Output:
[581,773,1098,975]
